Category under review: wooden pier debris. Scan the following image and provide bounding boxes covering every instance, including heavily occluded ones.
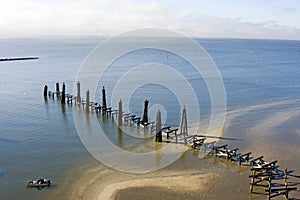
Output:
[267,167,300,199]
[161,126,171,131]
[111,109,118,117]
[165,128,179,139]
[106,107,112,115]
[66,94,74,104]
[266,187,297,199]
[249,161,299,199]
[123,113,131,125]
[185,135,206,149]
[159,126,181,143]
[213,144,227,154]
[96,104,101,112]
[213,145,238,161]
[185,135,216,155]
[227,148,239,161]
[131,117,141,125]
[249,157,278,171]
[192,137,205,149]
[260,160,278,170]
[238,152,252,165]
[128,115,136,125]
[249,166,298,199]
[250,156,264,167]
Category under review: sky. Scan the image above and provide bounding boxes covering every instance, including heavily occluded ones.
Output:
[0,0,300,40]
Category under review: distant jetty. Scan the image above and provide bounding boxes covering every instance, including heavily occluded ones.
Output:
[0,57,39,62]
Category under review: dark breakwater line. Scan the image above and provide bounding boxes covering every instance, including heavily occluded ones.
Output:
[0,57,39,62]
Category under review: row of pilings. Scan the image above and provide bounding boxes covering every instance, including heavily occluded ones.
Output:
[43,82,189,143]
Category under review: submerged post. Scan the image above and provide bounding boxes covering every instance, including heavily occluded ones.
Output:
[43,85,48,97]
[180,105,188,145]
[102,86,107,112]
[61,82,66,103]
[76,81,81,103]
[141,99,149,125]
[155,110,162,142]
[86,89,90,112]
[118,99,123,126]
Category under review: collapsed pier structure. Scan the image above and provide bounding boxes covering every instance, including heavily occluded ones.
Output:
[43,82,300,199]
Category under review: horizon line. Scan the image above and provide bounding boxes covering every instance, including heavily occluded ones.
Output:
[0,34,299,42]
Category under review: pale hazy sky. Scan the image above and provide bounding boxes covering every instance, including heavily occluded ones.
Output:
[1,0,300,39]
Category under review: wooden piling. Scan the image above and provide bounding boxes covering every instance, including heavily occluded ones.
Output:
[56,82,60,94]
[155,110,162,142]
[61,82,66,103]
[250,169,255,193]
[102,86,107,112]
[118,99,123,126]
[43,85,48,97]
[141,99,149,125]
[77,81,81,103]
[180,105,188,145]
[284,168,288,189]
[268,176,272,199]
[86,89,90,112]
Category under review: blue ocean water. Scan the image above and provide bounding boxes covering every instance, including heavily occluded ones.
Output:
[0,37,300,200]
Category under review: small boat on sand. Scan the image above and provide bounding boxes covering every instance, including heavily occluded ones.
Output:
[27,178,51,188]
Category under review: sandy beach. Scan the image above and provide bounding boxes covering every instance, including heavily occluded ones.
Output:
[101,173,220,200]
[49,149,252,200]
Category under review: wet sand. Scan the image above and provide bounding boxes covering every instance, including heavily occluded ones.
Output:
[114,186,202,200]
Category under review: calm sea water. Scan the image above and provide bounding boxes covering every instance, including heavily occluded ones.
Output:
[0,37,300,200]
